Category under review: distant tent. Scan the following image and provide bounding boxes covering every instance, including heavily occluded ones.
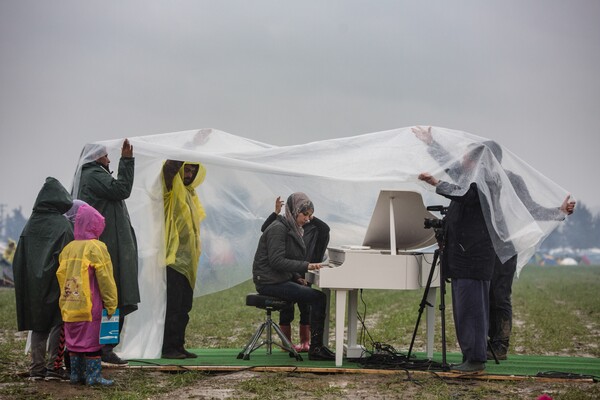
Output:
[559,257,578,266]
[71,127,571,359]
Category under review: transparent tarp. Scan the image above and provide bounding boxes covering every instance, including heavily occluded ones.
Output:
[71,126,570,359]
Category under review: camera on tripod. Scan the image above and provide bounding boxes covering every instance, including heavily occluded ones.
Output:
[423,205,448,230]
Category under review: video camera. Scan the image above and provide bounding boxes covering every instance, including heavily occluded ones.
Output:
[423,205,448,230]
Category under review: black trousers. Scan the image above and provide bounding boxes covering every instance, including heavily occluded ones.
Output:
[279,223,329,326]
[162,267,194,354]
[257,280,327,347]
[489,255,517,349]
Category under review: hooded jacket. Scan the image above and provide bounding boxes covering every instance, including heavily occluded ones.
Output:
[78,158,139,315]
[13,177,74,331]
[163,161,207,288]
[57,204,118,322]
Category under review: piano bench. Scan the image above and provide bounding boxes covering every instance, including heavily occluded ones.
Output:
[237,293,303,361]
[245,293,290,311]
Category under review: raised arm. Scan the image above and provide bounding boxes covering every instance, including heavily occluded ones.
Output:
[162,160,184,192]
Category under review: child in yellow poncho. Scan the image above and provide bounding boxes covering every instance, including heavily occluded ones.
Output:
[57,204,117,385]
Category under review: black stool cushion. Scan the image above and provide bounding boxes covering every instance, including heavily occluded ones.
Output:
[246,293,291,311]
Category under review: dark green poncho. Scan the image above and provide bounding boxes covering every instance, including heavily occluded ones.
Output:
[78,158,140,316]
[13,177,74,331]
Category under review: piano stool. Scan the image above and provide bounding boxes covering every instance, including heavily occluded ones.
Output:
[236,293,303,361]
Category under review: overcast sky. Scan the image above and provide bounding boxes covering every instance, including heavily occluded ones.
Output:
[1,1,599,218]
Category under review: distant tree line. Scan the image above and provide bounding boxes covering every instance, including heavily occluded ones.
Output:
[0,201,599,250]
[542,202,600,250]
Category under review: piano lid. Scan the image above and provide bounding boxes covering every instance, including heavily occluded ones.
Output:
[362,190,438,251]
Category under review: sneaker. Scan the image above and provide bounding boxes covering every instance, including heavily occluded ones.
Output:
[28,371,46,381]
[45,368,70,381]
[450,360,486,374]
[101,350,129,365]
[179,348,198,359]
[161,350,186,359]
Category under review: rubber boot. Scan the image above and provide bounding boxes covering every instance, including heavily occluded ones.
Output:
[279,324,294,351]
[85,356,114,386]
[297,324,310,352]
[69,353,85,384]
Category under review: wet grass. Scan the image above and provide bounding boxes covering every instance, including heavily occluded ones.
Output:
[1,264,599,399]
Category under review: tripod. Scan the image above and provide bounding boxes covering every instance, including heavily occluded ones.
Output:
[407,225,450,371]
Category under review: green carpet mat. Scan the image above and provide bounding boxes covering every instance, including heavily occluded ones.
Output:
[126,348,599,379]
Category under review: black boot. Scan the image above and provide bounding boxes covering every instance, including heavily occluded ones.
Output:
[487,341,508,360]
[307,320,335,361]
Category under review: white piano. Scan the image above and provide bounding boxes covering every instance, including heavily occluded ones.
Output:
[306,190,441,367]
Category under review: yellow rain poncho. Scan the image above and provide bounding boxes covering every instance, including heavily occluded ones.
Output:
[57,204,118,322]
[163,161,206,288]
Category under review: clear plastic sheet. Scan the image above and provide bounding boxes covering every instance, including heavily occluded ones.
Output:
[71,126,571,359]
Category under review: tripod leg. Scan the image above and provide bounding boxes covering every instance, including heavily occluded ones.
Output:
[238,322,268,360]
[439,276,449,370]
[407,249,439,359]
[488,340,500,364]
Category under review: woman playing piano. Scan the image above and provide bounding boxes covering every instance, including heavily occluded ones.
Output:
[252,192,335,361]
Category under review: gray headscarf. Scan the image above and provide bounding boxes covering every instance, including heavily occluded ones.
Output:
[284,192,314,238]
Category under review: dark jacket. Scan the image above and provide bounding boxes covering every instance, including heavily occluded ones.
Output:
[13,177,74,331]
[437,181,496,281]
[253,215,309,287]
[78,158,140,315]
[261,213,330,263]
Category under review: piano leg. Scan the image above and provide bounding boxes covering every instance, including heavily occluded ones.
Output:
[345,289,365,359]
[425,287,437,359]
[322,288,331,347]
[334,289,347,367]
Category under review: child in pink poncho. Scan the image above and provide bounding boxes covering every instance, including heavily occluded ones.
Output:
[57,204,117,385]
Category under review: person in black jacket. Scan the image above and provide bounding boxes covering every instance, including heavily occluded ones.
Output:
[481,141,575,360]
[416,127,500,373]
[261,196,330,352]
[252,192,334,361]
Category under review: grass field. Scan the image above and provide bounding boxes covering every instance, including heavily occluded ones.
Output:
[0,264,599,399]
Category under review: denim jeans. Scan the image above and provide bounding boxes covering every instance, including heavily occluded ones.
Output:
[451,278,490,363]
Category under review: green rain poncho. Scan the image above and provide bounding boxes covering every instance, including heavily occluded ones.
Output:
[163,162,206,288]
[78,158,140,315]
[13,177,74,332]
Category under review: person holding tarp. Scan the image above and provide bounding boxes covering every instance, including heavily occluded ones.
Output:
[13,177,74,380]
[415,126,506,374]
[476,140,575,360]
[414,125,575,372]
[57,204,118,386]
[161,160,207,359]
[77,139,139,365]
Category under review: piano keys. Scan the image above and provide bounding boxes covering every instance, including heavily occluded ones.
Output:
[306,190,441,367]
